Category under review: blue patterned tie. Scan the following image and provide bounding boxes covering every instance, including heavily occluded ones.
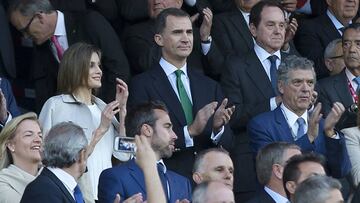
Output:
[74,185,84,203]
[296,118,306,140]
[268,55,278,95]
[157,163,170,201]
[353,77,360,93]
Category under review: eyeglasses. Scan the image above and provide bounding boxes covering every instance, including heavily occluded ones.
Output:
[19,14,36,35]
[329,55,343,59]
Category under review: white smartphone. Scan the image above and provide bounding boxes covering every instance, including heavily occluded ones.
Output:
[114,136,136,154]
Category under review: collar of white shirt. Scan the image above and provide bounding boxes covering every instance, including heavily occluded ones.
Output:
[254,42,282,64]
[48,167,77,198]
[346,68,358,90]
[264,186,290,203]
[160,57,188,78]
[326,9,351,34]
[156,159,167,173]
[280,103,308,129]
[53,10,67,37]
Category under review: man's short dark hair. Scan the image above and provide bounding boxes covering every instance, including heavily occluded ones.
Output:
[193,148,230,173]
[125,101,169,138]
[342,23,360,42]
[282,153,326,198]
[154,7,190,34]
[249,0,285,28]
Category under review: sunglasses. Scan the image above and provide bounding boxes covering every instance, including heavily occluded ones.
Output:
[329,55,343,59]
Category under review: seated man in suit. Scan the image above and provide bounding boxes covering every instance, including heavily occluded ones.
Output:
[21,122,88,203]
[192,181,235,203]
[0,77,21,128]
[9,0,130,111]
[220,1,292,201]
[248,55,351,178]
[123,0,224,79]
[128,7,234,181]
[246,142,301,203]
[294,175,343,203]
[192,148,234,189]
[294,0,358,79]
[98,101,192,203]
[283,153,327,203]
[317,23,360,130]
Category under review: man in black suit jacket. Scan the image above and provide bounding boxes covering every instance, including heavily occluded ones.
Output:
[220,1,291,202]
[123,0,223,79]
[294,0,358,79]
[9,0,130,112]
[129,8,234,181]
[317,23,360,130]
[21,122,88,203]
[0,0,16,79]
[246,143,301,203]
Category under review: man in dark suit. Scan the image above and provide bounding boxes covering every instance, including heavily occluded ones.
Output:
[246,142,301,203]
[128,8,234,181]
[21,122,88,203]
[317,23,360,130]
[248,55,351,179]
[0,0,16,79]
[220,1,289,201]
[212,0,298,60]
[123,0,224,79]
[98,101,192,203]
[0,77,21,129]
[294,0,358,79]
[9,0,130,111]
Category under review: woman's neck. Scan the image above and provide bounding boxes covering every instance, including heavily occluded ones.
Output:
[73,87,92,105]
[13,159,39,176]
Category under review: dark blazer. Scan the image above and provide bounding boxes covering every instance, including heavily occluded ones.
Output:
[317,70,356,129]
[32,10,130,112]
[248,106,351,178]
[128,64,234,178]
[123,20,223,78]
[294,13,341,79]
[98,159,192,203]
[245,188,276,203]
[1,78,20,119]
[20,168,75,203]
[0,1,16,78]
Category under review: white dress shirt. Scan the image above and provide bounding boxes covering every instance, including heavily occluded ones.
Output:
[327,9,351,36]
[160,58,224,147]
[48,167,77,200]
[264,186,290,203]
[51,11,69,62]
[346,68,359,102]
[254,43,282,111]
[280,104,308,140]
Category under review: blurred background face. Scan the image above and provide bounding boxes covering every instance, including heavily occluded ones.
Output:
[325,42,345,75]
[235,0,261,12]
[206,182,235,203]
[327,0,358,24]
[7,120,43,165]
[343,28,360,74]
[148,0,183,18]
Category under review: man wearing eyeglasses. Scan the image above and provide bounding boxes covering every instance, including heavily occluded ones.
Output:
[324,38,345,76]
[8,0,130,113]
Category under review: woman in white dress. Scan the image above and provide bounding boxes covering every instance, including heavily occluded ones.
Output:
[39,42,129,202]
[0,113,42,203]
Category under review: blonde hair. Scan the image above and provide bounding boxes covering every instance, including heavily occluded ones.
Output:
[0,112,39,169]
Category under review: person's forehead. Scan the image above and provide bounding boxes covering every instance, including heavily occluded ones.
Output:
[203,152,233,166]
[165,15,192,29]
[344,28,360,40]
[287,69,314,80]
[259,6,285,21]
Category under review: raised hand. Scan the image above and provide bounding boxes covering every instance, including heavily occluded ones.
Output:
[188,101,218,137]
[324,102,345,137]
[308,103,322,143]
[212,98,235,133]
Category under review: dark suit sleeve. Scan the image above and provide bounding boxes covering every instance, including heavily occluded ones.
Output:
[85,11,131,102]
[247,117,278,155]
[98,169,125,203]
[20,183,66,203]
[325,133,352,178]
[211,15,236,57]
[2,78,20,117]
[221,58,271,132]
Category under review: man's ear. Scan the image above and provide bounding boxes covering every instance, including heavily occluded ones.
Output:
[272,164,283,180]
[154,34,163,47]
[324,59,334,72]
[78,148,87,163]
[285,181,297,195]
[192,172,203,184]
[249,23,257,38]
[140,124,153,137]
[278,80,285,95]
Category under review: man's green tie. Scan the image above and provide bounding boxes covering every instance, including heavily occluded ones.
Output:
[175,70,193,124]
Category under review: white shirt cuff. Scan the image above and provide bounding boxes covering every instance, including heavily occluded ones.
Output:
[184,126,194,147]
[211,126,225,144]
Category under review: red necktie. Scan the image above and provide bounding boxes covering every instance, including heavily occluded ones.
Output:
[50,35,64,60]
[296,0,307,9]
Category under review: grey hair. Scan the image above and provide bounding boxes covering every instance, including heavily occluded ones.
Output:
[256,142,300,185]
[42,122,87,168]
[277,55,316,84]
[192,182,208,203]
[193,148,230,173]
[294,175,342,203]
[324,39,342,59]
[8,0,54,17]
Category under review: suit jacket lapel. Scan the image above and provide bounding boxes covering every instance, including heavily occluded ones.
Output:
[128,159,147,193]
[334,70,354,107]
[274,107,295,142]
[245,52,275,98]
[229,12,253,50]
[321,15,341,40]
[151,65,187,125]
[187,70,208,113]
[42,168,75,203]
